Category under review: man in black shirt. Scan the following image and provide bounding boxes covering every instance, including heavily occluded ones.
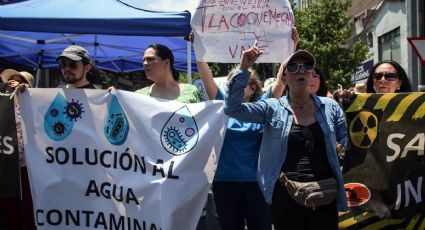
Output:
[57,45,96,89]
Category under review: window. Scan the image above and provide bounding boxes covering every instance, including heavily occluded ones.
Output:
[378,28,401,63]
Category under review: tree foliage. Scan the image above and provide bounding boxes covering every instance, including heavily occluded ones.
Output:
[293,0,368,89]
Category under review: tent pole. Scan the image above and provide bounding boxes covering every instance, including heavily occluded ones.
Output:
[35,68,41,88]
[94,35,98,66]
[35,51,42,88]
[187,41,192,84]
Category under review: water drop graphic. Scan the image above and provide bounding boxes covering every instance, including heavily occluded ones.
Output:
[161,105,199,155]
[44,93,74,141]
[104,95,129,145]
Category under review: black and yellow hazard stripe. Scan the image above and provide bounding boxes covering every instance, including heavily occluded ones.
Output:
[346,92,425,122]
[341,92,425,229]
[339,212,425,229]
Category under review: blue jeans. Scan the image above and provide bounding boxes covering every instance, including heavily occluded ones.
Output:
[212,181,272,230]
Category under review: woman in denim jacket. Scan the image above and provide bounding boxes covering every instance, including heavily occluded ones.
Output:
[224,45,348,230]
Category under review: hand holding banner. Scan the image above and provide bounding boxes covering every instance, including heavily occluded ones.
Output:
[0,83,19,198]
[340,92,425,229]
[21,89,227,230]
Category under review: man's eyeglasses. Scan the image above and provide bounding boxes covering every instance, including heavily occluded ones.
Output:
[59,60,79,70]
[372,72,398,81]
[286,62,315,74]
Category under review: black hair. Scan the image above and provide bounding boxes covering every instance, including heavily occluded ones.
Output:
[313,67,329,97]
[366,60,412,93]
[86,67,98,85]
[146,44,179,81]
[82,58,91,65]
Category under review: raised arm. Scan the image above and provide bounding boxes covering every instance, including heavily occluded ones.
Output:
[189,32,219,100]
[270,27,298,99]
[291,27,299,53]
[271,63,286,99]
[224,42,270,124]
[196,61,218,100]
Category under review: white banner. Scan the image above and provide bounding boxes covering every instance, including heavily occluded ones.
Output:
[20,89,227,230]
[191,0,295,63]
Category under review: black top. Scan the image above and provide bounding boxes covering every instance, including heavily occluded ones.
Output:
[77,83,97,89]
[281,122,333,182]
[0,82,7,92]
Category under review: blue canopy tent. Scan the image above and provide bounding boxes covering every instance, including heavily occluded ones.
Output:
[0,0,27,5]
[0,0,196,86]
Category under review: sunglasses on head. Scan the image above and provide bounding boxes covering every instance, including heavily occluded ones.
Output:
[59,59,79,70]
[286,61,315,74]
[372,72,398,81]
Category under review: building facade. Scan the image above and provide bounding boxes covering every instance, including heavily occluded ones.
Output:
[293,0,425,91]
[350,0,424,90]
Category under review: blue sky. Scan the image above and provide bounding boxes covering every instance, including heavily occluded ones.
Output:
[122,0,198,14]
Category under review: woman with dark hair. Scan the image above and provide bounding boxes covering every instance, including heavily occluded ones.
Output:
[135,43,204,103]
[310,67,329,97]
[190,30,294,228]
[224,45,348,229]
[365,60,412,93]
[339,60,412,103]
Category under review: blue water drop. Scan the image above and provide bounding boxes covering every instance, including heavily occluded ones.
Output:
[104,95,129,145]
[161,105,199,155]
[44,93,74,141]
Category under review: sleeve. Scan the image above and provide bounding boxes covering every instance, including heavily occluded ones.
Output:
[333,101,348,149]
[194,86,205,102]
[215,88,225,100]
[260,88,272,100]
[224,69,269,124]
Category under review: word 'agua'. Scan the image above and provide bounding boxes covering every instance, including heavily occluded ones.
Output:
[85,180,141,205]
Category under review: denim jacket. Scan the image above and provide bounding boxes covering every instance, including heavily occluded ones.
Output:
[224,69,349,211]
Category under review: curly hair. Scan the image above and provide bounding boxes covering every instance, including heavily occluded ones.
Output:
[366,60,412,93]
[228,67,263,102]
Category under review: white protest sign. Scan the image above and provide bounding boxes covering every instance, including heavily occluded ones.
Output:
[20,89,226,230]
[191,0,295,63]
[194,77,228,100]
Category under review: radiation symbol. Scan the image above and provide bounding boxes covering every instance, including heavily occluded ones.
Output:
[349,111,378,149]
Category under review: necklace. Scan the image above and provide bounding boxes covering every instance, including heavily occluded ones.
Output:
[290,97,310,109]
